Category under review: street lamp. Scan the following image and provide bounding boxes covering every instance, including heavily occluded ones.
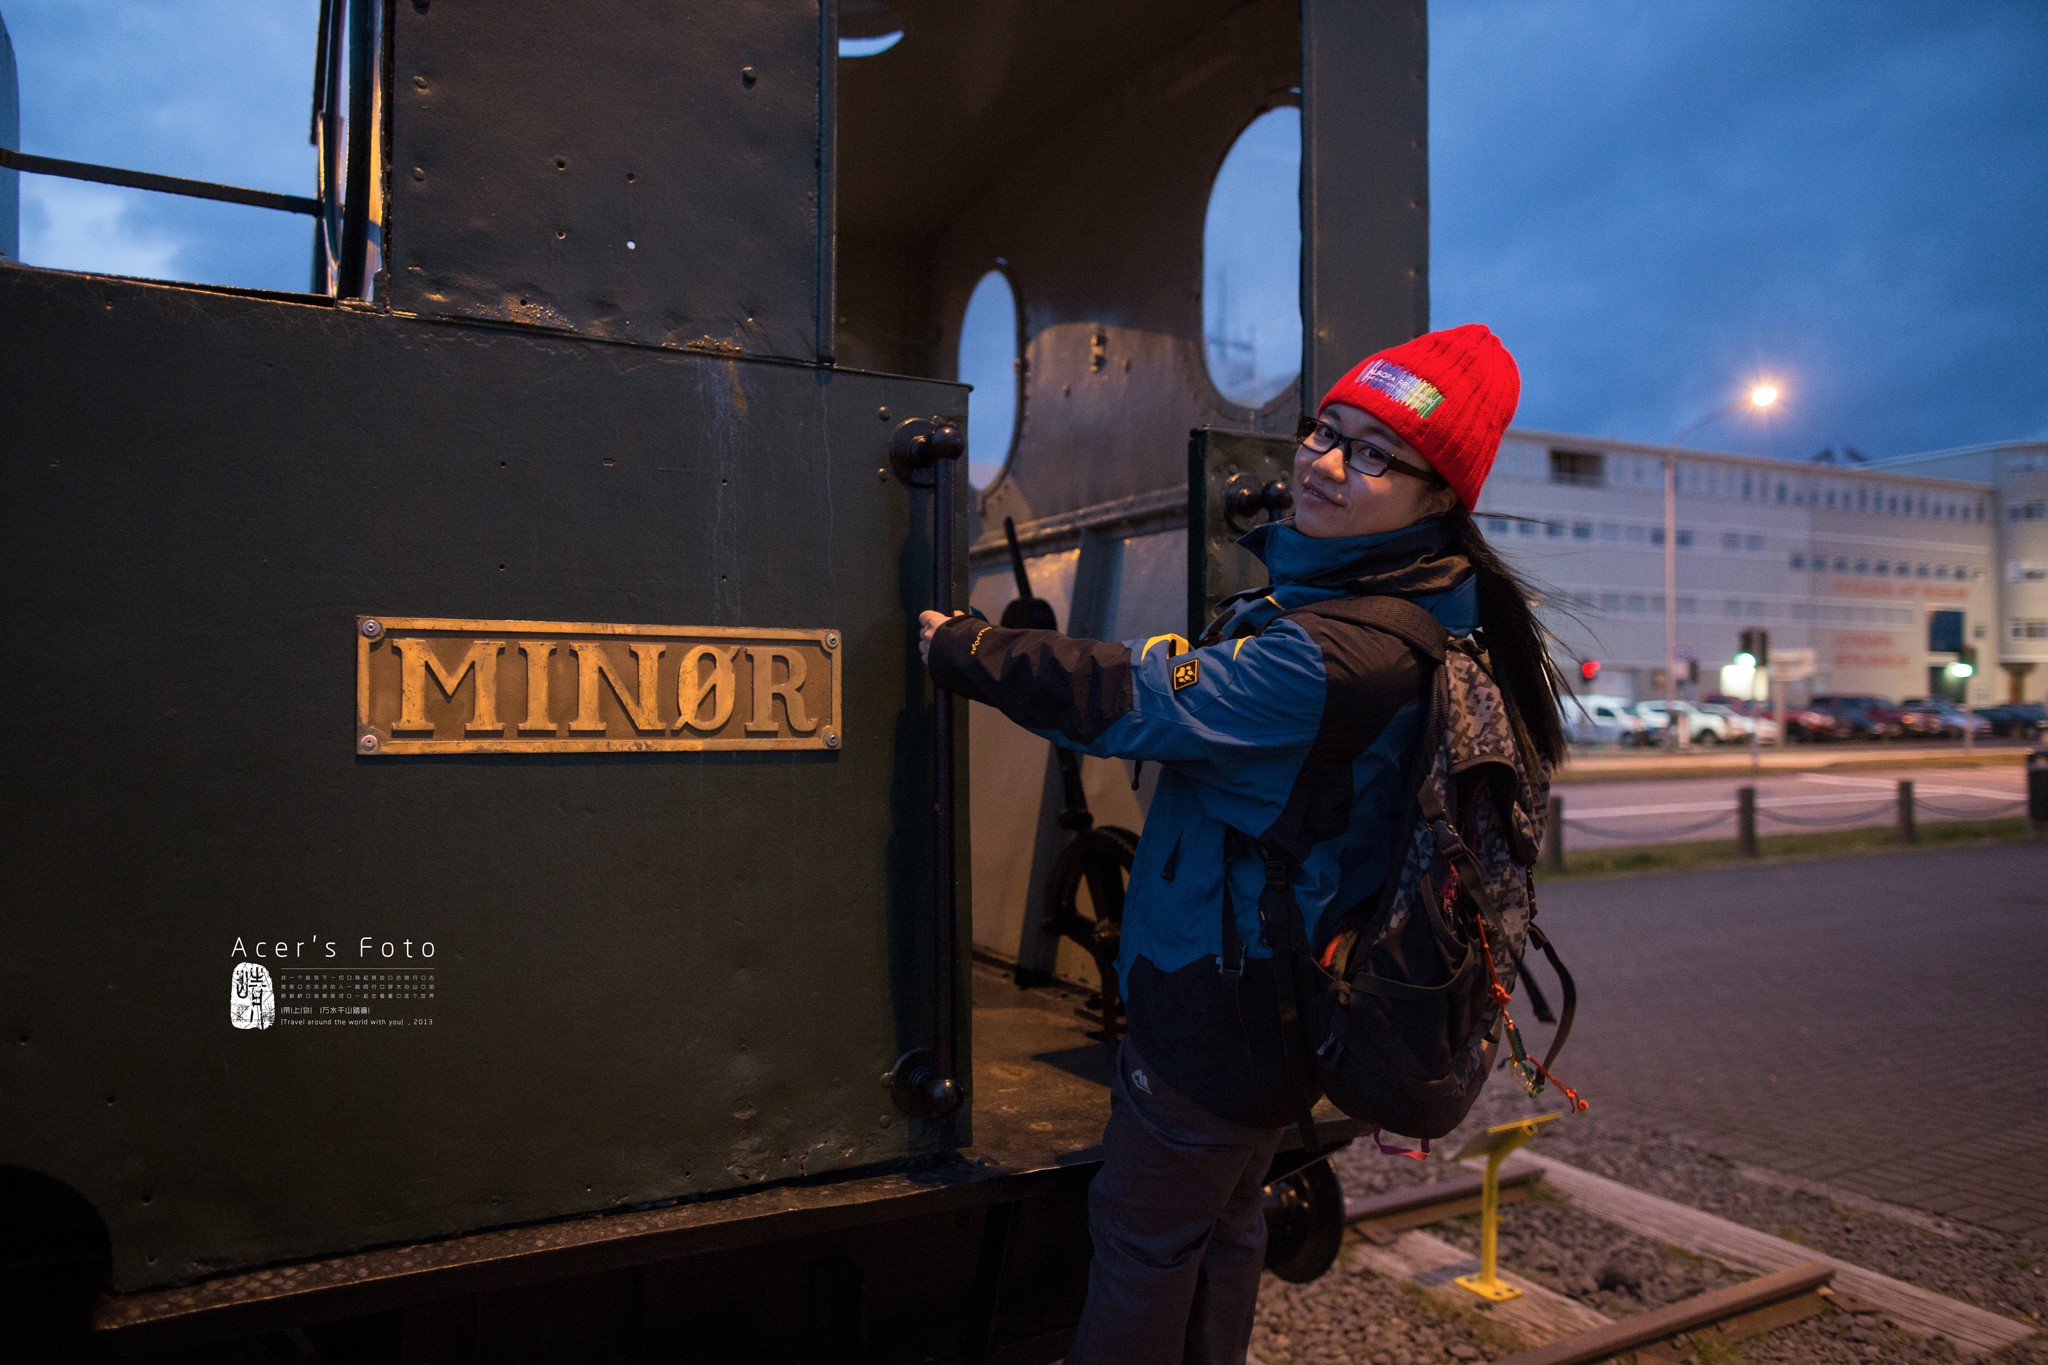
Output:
[1662,383,1782,748]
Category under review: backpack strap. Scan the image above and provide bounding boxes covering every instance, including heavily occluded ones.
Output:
[1283,594,1451,664]
[1252,594,1454,1154]
[1252,842,1324,1155]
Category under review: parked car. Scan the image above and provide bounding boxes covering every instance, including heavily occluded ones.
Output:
[1895,698,1992,740]
[1562,693,1646,746]
[1705,694,1839,742]
[1889,698,1957,739]
[1779,704,1845,741]
[1699,701,1780,742]
[1632,699,1735,743]
[1807,694,1906,740]
[1976,701,2046,739]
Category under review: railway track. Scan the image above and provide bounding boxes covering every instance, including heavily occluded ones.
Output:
[1313,1154,2035,1364]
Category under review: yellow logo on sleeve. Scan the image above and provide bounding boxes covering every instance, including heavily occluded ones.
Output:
[1171,658,1200,692]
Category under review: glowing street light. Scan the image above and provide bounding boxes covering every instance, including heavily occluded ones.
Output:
[1661,380,1787,748]
[1947,660,1976,680]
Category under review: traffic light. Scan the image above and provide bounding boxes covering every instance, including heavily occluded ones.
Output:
[1738,628,1770,668]
[1948,645,1977,680]
[1579,659,1601,683]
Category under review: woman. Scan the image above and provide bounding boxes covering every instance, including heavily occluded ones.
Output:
[919,323,1566,1365]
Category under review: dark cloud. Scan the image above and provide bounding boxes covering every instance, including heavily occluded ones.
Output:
[1432,0,2048,458]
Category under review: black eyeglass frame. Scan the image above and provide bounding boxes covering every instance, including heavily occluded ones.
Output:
[1294,415,1450,488]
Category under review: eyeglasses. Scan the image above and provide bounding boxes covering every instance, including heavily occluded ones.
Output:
[1295,416,1449,488]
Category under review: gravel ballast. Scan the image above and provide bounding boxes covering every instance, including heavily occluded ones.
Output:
[1247,1080,2048,1363]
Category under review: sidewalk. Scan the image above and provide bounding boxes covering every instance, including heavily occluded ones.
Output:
[1556,739,2034,785]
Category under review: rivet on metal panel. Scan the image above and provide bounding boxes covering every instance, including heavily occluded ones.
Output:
[877,468,888,480]
[360,618,384,639]
[877,406,890,421]
[1062,384,1071,398]
[627,241,636,250]
[412,75,428,91]
[359,733,381,754]
[626,171,636,183]
[555,228,567,240]
[1089,329,1107,373]
[823,729,841,750]
[741,66,758,86]
[823,632,841,650]
[411,166,424,181]
[554,158,566,171]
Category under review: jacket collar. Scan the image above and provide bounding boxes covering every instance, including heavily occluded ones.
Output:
[1237,515,1469,597]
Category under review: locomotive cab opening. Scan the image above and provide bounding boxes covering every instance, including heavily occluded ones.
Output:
[1,2,1424,1360]
[832,0,1427,1005]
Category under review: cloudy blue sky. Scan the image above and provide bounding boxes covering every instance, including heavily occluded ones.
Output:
[5,1,2043,461]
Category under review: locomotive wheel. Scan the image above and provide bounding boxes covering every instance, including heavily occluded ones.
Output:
[1042,824,1139,1036]
[1262,1155,1346,1283]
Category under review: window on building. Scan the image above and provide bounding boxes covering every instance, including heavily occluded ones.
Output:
[1485,516,1511,535]
[1676,529,1694,548]
[1875,561,1890,576]
[1545,521,1565,538]
[1599,523,1620,541]
[2012,620,2048,641]
[1915,563,1930,578]
[1746,534,1765,552]
[1549,449,1605,487]
[1517,520,1537,536]
[1679,596,1698,615]
[1626,525,1647,544]
[1777,483,1788,503]
[1650,527,1665,546]
[1956,564,1971,580]
[1572,521,1593,540]
[1722,532,1742,551]
[1600,592,1620,610]
[1833,556,1849,572]
[1790,552,1806,570]
[1937,565,1952,580]
[1855,558,1870,573]
[1626,594,1647,612]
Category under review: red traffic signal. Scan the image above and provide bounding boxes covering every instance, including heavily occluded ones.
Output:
[1579,659,1601,682]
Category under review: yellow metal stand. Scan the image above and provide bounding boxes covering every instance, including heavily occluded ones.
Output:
[1452,1114,1559,1303]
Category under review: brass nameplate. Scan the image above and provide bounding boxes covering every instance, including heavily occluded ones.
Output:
[355,617,842,755]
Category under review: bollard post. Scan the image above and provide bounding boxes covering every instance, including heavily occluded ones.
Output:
[2027,750,2048,842]
[1897,779,1916,844]
[1544,794,1564,874]
[1737,786,1758,857]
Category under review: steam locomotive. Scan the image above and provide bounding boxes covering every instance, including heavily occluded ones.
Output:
[0,1,1429,1359]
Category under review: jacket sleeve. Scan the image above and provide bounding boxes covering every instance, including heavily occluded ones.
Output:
[925,615,1329,766]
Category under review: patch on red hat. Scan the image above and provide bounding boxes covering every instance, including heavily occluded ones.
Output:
[1355,359,1445,419]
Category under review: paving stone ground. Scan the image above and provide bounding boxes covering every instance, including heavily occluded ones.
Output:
[1512,841,2048,1238]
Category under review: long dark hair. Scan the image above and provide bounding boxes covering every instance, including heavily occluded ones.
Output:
[1445,507,1570,767]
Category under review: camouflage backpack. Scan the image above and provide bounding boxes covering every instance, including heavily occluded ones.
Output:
[1255,595,1581,1152]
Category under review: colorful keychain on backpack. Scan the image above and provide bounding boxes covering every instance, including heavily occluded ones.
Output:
[1471,908,1588,1113]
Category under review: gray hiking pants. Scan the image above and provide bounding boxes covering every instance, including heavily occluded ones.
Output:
[1064,1038,1287,1365]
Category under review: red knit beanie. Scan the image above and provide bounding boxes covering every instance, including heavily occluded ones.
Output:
[1317,323,1520,510]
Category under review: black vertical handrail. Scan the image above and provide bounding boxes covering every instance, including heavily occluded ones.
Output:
[888,418,967,1118]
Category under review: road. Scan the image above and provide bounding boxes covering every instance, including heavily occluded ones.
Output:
[1550,762,2027,849]
[1521,843,2048,1237]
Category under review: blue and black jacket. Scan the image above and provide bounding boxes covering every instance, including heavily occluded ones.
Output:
[927,515,1478,1127]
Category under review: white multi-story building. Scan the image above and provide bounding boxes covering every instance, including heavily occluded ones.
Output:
[1476,429,2043,706]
